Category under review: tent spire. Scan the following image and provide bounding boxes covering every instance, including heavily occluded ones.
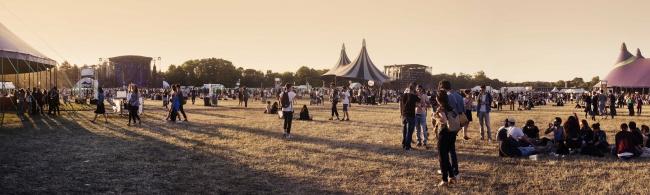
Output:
[616,42,634,65]
[636,48,645,59]
[362,39,366,47]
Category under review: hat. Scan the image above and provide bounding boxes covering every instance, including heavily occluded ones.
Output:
[506,117,516,124]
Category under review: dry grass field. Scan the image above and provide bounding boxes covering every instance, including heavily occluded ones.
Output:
[1,98,650,194]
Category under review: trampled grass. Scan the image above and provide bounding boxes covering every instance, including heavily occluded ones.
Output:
[1,99,650,194]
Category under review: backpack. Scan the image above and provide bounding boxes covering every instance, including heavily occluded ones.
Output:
[281,92,290,108]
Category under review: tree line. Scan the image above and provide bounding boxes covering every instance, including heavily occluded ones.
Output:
[37,58,600,90]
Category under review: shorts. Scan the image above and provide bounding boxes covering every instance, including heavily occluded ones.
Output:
[343,104,349,112]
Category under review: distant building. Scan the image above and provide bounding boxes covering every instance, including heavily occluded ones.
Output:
[384,64,431,87]
[108,55,153,87]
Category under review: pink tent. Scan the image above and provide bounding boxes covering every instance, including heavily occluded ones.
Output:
[604,43,650,88]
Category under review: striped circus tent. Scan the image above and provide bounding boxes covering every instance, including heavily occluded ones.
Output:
[322,43,351,77]
[334,39,390,83]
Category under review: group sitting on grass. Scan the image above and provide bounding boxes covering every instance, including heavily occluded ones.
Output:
[498,113,650,160]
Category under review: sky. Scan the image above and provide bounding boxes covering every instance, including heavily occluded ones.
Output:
[2,0,650,82]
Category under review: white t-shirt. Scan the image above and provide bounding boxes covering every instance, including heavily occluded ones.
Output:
[479,94,487,112]
[281,91,297,112]
[342,91,350,104]
[507,127,525,141]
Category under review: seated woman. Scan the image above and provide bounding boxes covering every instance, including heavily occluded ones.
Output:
[269,102,279,114]
[563,114,581,153]
[298,105,312,120]
[522,120,540,140]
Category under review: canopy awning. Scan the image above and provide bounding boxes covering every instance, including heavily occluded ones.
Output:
[0,23,56,74]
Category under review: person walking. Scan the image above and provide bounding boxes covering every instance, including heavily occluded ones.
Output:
[176,84,188,121]
[608,91,617,119]
[436,80,464,187]
[90,87,108,123]
[477,85,493,141]
[169,86,181,122]
[415,85,429,147]
[127,86,141,126]
[341,86,351,121]
[329,84,340,120]
[400,82,420,151]
[280,83,296,139]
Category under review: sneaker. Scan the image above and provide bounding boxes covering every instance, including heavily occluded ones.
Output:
[437,181,448,187]
[345,118,350,121]
[463,136,470,140]
[416,142,422,147]
[328,117,333,120]
[287,134,293,139]
[436,170,442,175]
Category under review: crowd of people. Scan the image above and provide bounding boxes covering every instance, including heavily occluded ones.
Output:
[5,87,62,121]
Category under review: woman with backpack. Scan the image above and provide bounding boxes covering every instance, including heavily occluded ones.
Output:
[127,85,141,126]
[280,83,296,139]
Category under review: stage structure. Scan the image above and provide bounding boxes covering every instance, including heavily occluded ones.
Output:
[108,55,153,88]
[384,64,431,88]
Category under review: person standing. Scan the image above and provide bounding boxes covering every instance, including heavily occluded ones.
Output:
[508,92,516,111]
[400,82,420,151]
[477,85,493,141]
[243,86,250,108]
[627,94,635,116]
[636,93,643,116]
[16,89,26,121]
[48,87,60,116]
[461,89,473,140]
[34,88,44,115]
[608,91,617,119]
[598,90,607,116]
[90,87,108,123]
[280,83,296,139]
[191,88,197,105]
[341,86,351,121]
[436,80,464,186]
[415,85,429,147]
[329,84,340,120]
[127,86,141,126]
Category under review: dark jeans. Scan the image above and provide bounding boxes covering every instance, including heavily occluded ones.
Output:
[437,129,459,182]
[402,116,416,149]
[128,107,140,124]
[331,102,339,118]
[283,111,293,134]
[179,104,187,120]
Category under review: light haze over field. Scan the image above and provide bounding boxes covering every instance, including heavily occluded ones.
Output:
[2,0,650,82]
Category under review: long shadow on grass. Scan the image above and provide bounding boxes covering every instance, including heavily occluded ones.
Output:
[0,111,343,194]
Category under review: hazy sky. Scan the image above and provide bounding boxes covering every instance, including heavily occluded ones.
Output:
[2,0,650,82]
